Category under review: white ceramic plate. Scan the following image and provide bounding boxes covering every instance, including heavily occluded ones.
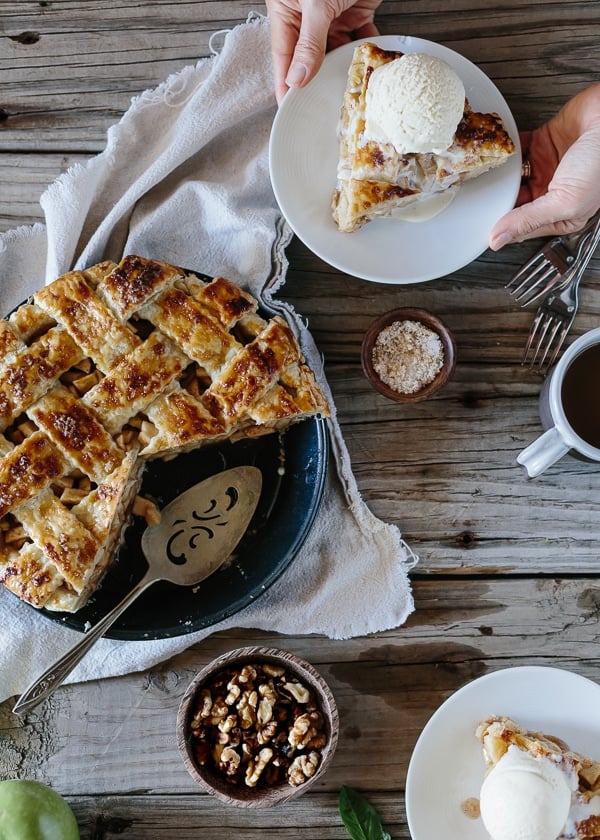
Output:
[269,35,521,284]
[405,666,600,839]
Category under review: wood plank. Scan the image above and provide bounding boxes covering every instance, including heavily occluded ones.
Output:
[66,793,408,839]
[281,237,600,364]
[0,152,91,231]
[0,1,267,151]
[279,238,600,574]
[339,380,600,572]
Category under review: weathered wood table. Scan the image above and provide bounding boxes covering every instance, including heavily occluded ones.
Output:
[1,1,600,837]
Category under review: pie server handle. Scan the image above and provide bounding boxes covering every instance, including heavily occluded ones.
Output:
[12,574,153,716]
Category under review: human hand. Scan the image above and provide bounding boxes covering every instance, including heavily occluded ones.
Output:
[489,82,600,250]
[266,0,382,103]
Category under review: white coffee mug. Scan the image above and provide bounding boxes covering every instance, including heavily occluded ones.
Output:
[517,326,600,478]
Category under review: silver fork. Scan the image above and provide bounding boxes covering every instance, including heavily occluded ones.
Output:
[521,262,586,372]
[506,209,600,306]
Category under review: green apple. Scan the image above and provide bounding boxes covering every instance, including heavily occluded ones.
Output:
[0,780,79,840]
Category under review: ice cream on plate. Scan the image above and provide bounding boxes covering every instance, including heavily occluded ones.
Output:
[363,53,466,154]
[480,745,574,840]
[476,716,600,840]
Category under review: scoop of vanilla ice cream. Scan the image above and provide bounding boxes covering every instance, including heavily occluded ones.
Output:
[480,745,574,840]
[363,53,466,154]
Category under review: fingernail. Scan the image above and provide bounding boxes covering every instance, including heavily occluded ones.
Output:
[286,62,308,88]
[491,231,513,250]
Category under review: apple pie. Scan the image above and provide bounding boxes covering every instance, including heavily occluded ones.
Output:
[332,42,517,233]
[0,255,329,612]
[477,715,600,839]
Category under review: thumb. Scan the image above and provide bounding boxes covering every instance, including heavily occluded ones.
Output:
[285,6,333,88]
[489,193,584,250]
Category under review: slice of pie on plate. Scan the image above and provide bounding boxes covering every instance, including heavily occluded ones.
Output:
[0,255,329,612]
[332,42,517,233]
[477,715,600,839]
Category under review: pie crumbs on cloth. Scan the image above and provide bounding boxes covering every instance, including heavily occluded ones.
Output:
[0,14,417,705]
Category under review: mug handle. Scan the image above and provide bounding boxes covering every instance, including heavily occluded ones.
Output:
[517,427,570,478]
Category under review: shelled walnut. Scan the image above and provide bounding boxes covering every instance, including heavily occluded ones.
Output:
[188,661,328,789]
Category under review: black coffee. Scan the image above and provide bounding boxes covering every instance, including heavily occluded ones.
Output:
[561,343,600,448]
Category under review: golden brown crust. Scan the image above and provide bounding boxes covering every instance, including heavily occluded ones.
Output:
[0,450,142,612]
[27,385,125,482]
[97,254,183,319]
[140,287,240,376]
[0,432,68,518]
[34,271,141,370]
[332,179,421,233]
[82,331,189,434]
[203,318,303,422]
[0,327,84,431]
[188,275,258,328]
[454,109,516,156]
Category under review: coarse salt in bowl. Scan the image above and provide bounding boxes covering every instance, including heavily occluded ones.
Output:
[361,307,456,403]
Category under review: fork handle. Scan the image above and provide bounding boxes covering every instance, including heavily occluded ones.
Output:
[570,208,600,249]
[549,216,600,298]
[570,210,600,264]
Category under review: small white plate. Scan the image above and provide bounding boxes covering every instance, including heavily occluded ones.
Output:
[269,35,521,284]
[405,666,600,839]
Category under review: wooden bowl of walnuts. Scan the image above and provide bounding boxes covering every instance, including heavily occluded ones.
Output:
[176,646,339,808]
[361,307,456,403]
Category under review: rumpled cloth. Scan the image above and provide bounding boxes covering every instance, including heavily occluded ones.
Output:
[0,14,416,705]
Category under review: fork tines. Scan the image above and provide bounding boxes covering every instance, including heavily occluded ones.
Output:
[521,310,568,371]
[506,238,572,306]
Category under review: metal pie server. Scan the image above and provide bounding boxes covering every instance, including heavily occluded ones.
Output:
[13,465,262,716]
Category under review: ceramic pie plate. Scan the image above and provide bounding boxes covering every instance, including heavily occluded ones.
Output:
[269,35,521,284]
[405,666,600,839]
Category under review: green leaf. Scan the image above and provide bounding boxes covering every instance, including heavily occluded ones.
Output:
[338,786,392,840]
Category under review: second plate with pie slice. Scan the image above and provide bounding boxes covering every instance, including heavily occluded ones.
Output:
[405,666,600,839]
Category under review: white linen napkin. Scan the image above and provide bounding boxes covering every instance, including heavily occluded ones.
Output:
[0,14,416,705]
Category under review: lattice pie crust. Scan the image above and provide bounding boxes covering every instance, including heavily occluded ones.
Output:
[0,256,329,613]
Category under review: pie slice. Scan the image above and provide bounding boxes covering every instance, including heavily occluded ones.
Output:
[332,42,517,233]
[0,255,329,612]
[0,448,142,612]
[477,716,600,839]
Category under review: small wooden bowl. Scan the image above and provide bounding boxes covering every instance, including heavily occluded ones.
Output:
[176,646,339,808]
[361,307,456,403]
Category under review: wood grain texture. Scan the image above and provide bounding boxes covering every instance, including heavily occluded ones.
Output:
[0,153,88,231]
[66,793,411,839]
[282,236,600,575]
[2,1,600,837]
[0,1,267,150]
